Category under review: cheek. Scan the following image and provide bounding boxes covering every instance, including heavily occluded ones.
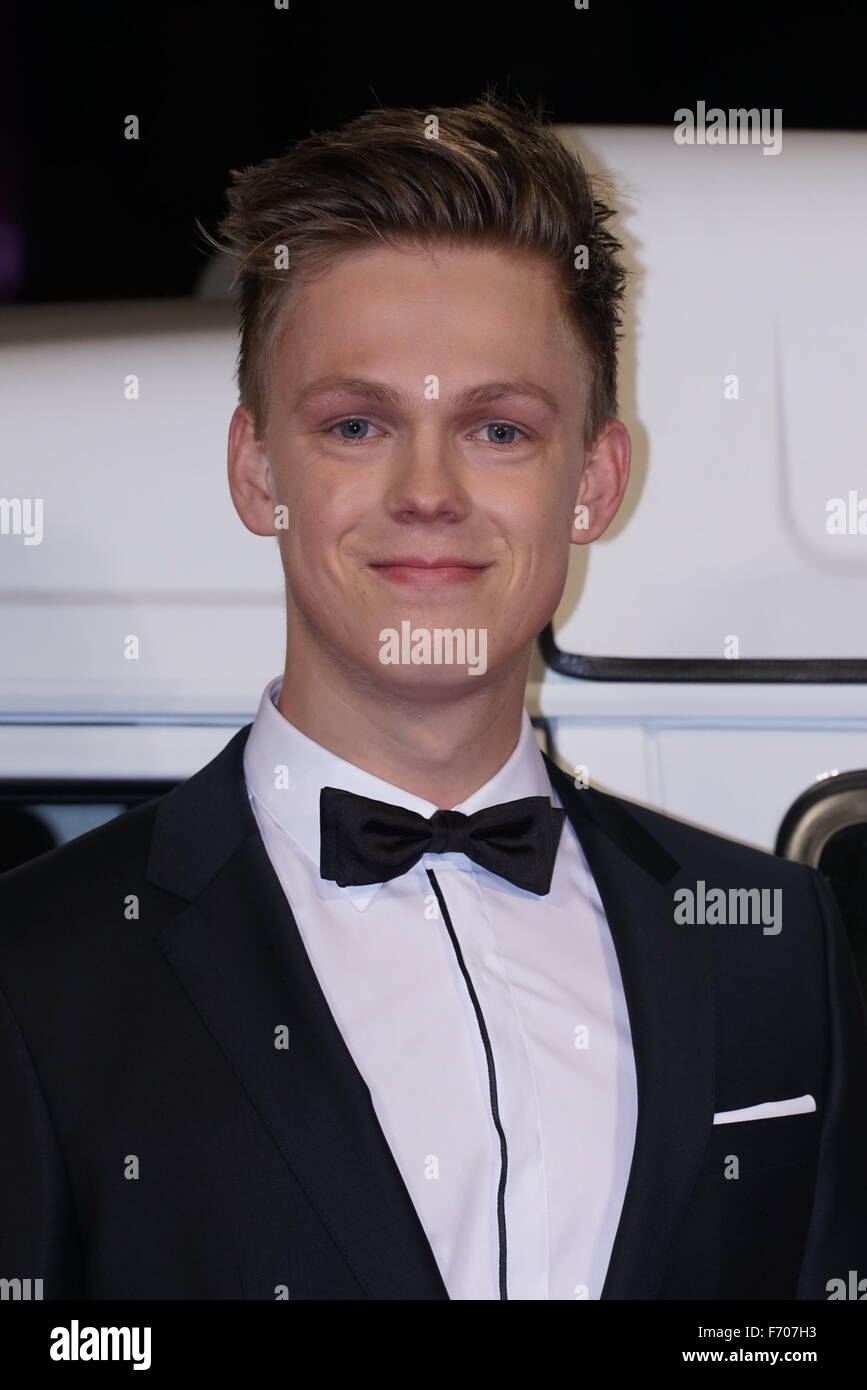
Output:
[277,495,360,597]
[512,521,571,617]
[502,501,569,579]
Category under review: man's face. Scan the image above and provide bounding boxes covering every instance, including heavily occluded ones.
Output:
[229,243,629,696]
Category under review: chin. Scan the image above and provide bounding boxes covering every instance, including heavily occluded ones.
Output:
[374,667,495,702]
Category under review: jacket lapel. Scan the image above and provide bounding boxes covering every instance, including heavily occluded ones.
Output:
[543,754,715,1298]
[147,723,449,1300]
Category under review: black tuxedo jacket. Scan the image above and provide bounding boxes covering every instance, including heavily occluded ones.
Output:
[1,724,866,1300]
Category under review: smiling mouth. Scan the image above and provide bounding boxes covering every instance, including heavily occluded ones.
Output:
[369,559,491,588]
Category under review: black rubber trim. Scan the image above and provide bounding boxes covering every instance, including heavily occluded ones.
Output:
[539,624,867,684]
[775,770,867,857]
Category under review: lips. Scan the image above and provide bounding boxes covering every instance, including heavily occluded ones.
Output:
[369,557,490,588]
[369,558,488,569]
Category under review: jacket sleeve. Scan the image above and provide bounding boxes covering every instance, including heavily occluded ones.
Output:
[795,865,867,1298]
[0,980,84,1298]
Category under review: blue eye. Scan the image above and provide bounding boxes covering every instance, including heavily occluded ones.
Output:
[333,417,377,442]
[328,418,526,446]
[475,422,525,446]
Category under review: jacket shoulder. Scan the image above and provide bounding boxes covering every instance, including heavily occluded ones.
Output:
[0,795,166,954]
[583,779,818,891]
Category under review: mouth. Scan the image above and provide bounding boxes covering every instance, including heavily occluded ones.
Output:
[368,557,491,589]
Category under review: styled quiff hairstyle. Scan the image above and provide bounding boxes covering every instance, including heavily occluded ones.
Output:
[211,95,627,446]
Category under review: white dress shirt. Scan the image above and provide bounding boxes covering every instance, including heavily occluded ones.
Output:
[243,675,637,1300]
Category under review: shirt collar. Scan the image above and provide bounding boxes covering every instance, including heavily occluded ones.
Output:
[242,675,557,911]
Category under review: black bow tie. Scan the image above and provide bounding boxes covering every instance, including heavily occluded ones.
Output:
[319,786,565,896]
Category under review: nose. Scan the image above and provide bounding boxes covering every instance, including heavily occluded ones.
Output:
[383,430,472,524]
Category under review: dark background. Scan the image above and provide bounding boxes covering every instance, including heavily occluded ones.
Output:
[2,0,864,305]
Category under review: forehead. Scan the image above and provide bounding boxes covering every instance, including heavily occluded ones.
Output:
[269,242,585,404]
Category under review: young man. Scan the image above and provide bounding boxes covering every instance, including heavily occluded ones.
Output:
[1,97,866,1301]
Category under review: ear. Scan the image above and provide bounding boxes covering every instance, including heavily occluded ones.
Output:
[227,404,279,537]
[571,419,631,544]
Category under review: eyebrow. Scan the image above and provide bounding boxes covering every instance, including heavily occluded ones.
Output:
[291,376,561,416]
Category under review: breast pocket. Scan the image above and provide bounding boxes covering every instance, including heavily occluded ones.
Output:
[698,1110,821,1178]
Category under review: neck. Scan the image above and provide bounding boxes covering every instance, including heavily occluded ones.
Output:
[276,624,534,809]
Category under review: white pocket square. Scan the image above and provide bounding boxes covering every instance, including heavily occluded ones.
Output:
[713,1094,816,1124]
